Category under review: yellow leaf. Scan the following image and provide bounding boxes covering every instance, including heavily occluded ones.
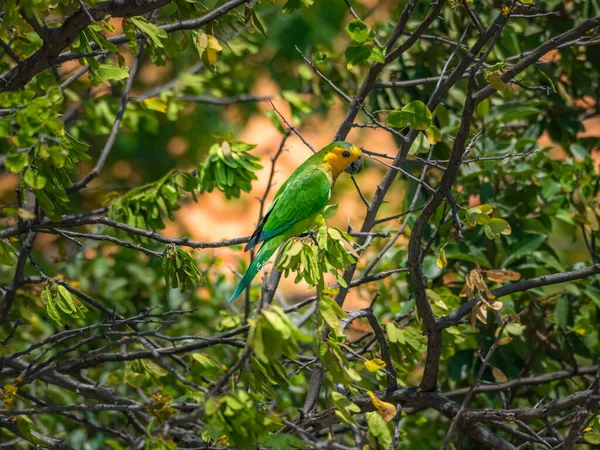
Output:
[367,391,396,422]
[143,97,167,113]
[485,72,509,91]
[205,35,222,66]
[492,366,508,383]
[497,337,513,346]
[485,270,521,283]
[436,247,448,269]
[584,427,592,433]
[425,125,442,144]
[196,31,223,66]
[364,358,386,372]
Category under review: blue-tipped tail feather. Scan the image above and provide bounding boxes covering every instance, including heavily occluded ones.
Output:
[229,238,281,304]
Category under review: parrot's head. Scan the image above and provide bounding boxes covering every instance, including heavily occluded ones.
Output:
[322,141,364,178]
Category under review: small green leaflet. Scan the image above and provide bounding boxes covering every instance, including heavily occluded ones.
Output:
[345,43,386,69]
[386,100,432,130]
[345,19,370,43]
[96,63,129,81]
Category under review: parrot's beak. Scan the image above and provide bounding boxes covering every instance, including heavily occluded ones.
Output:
[345,157,364,175]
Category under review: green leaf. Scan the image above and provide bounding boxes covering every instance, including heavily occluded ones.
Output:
[535,64,556,93]
[366,411,392,448]
[345,19,370,43]
[584,433,600,445]
[570,144,587,159]
[465,204,493,226]
[45,293,63,327]
[191,353,224,380]
[323,204,338,219]
[408,132,429,155]
[485,72,510,91]
[0,118,12,137]
[5,152,29,173]
[386,101,432,130]
[282,0,314,14]
[499,105,540,122]
[344,44,372,69]
[502,234,547,267]
[16,416,48,446]
[146,360,169,378]
[261,434,309,450]
[24,169,47,190]
[369,46,386,64]
[130,16,168,49]
[34,189,62,222]
[483,218,512,239]
[554,297,569,328]
[319,294,346,337]
[125,370,146,389]
[96,63,129,81]
[56,285,76,315]
[0,240,17,266]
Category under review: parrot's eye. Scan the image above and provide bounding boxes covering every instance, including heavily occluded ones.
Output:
[342,151,351,158]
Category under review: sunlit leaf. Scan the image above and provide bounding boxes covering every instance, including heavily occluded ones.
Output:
[436,247,448,268]
[143,97,168,112]
[367,391,396,422]
[424,125,442,144]
[364,358,386,372]
[345,19,370,43]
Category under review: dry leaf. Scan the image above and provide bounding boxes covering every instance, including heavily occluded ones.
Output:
[461,269,496,300]
[460,271,475,297]
[475,301,487,324]
[367,391,396,422]
[485,270,521,282]
[489,301,503,311]
[492,366,508,383]
[471,270,495,299]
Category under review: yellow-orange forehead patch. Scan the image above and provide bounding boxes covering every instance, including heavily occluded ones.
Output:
[331,145,362,157]
[324,145,362,178]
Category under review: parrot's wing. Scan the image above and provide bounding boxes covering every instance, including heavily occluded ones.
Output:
[245,168,331,251]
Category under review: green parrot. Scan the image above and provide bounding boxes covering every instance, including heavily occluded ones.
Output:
[229,141,364,303]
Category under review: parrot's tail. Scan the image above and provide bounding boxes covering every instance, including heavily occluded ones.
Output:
[229,237,282,304]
